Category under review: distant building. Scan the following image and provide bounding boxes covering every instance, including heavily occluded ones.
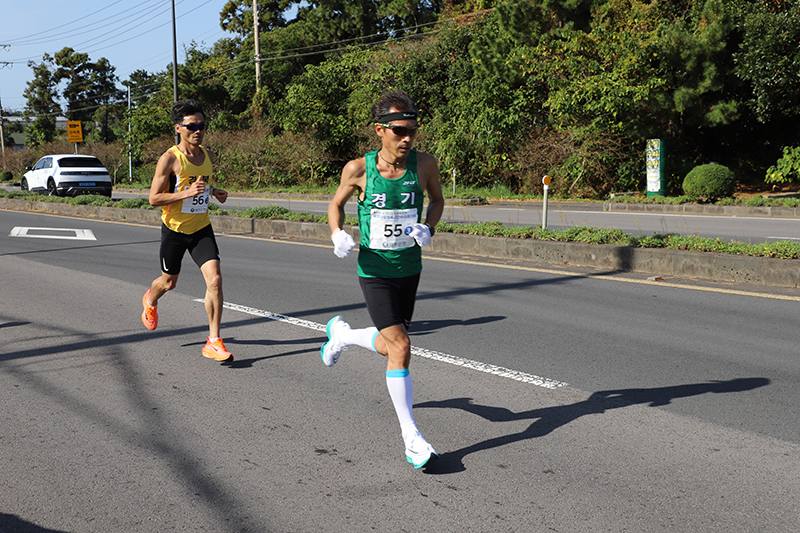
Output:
[2,115,69,151]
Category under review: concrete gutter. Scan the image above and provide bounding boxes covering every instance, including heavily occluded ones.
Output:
[4,197,800,289]
[604,201,800,218]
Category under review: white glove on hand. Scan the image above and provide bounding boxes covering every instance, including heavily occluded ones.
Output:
[409,223,432,247]
[332,229,356,258]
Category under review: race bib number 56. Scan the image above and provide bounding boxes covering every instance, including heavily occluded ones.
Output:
[369,208,417,250]
[181,185,210,214]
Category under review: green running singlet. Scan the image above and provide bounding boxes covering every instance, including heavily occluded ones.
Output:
[357,150,424,278]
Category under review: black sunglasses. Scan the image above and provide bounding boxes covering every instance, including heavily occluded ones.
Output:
[177,122,207,132]
[378,123,419,137]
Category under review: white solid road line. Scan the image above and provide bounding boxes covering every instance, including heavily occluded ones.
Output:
[196,299,569,390]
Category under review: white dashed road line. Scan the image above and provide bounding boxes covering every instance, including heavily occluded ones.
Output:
[198,299,569,390]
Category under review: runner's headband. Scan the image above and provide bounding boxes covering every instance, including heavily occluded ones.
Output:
[374,111,417,123]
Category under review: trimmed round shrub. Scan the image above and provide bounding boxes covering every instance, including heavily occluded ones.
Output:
[682,164,736,200]
[0,170,13,182]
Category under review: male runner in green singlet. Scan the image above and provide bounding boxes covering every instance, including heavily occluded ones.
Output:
[322,90,445,469]
[141,99,234,363]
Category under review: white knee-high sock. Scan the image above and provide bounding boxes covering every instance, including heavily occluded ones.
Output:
[342,326,379,352]
[386,369,418,439]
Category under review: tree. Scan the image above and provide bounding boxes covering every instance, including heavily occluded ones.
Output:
[732,0,800,123]
[23,54,61,147]
[220,0,294,35]
[54,48,123,142]
[125,69,167,100]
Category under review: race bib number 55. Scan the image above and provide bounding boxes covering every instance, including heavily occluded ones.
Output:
[369,208,417,250]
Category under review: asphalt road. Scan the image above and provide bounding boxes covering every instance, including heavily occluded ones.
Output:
[113,189,800,244]
[2,208,800,532]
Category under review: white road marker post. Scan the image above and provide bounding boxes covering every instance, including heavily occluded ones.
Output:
[541,175,551,229]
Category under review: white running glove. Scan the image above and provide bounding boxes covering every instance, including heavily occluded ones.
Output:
[332,229,356,258]
[409,223,432,247]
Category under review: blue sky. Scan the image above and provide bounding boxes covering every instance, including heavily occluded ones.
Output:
[1,0,233,113]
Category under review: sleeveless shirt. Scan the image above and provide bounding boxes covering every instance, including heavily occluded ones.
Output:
[357,150,424,278]
[161,145,213,234]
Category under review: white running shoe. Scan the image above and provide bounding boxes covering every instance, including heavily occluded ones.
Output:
[405,432,438,469]
[320,315,350,367]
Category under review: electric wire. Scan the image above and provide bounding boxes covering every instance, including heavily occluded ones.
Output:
[16,11,482,119]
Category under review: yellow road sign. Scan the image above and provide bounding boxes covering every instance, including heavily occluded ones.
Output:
[67,121,83,143]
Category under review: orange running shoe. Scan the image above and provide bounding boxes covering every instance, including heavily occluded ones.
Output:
[141,289,158,330]
[202,338,233,362]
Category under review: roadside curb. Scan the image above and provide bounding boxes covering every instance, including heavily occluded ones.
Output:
[4,197,799,288]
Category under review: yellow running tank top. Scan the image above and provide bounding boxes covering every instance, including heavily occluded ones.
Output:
[161,145,213,234]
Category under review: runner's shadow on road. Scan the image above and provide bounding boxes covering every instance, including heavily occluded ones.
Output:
[0,321,30,329]
[181,336,325,369]
[416,377,770,475]
[412,316,505,334]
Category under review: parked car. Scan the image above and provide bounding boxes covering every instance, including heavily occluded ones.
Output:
[22,154,113,197]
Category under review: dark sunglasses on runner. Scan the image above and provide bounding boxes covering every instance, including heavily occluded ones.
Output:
[378,123,419,137]
[177,122,207,131]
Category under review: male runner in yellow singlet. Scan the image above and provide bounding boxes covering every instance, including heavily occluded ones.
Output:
[141,99,233,362]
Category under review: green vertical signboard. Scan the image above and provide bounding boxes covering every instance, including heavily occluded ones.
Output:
[646,139,665,197]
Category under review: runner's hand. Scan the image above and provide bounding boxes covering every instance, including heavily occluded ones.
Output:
[212,187,228,203]
[188,177,206,197]
[332,229,356,258]
[409,223,431,247]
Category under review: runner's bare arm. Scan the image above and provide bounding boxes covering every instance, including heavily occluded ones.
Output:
[148,150,204,207]
[418,153,444,229]
[328,158,366,235]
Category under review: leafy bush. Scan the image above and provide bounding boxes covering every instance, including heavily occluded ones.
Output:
[682,164,736,200]
[0,170,13,182]
[242,205,291,219]
[0,189,36,199]
[69,195,114,206]
[766,146,800,184]
[115,197,154,209]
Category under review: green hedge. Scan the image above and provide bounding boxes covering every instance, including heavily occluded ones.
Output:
[2,189,799,259]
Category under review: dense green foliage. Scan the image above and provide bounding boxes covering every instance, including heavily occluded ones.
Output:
[682,164,737,200]
[17,0,800,198]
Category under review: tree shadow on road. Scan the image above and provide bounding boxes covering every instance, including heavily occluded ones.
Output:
[416,377,770,474]
[0,512,72,532]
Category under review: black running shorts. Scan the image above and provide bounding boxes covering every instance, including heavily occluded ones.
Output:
[358,274,420,332]
[159,223,219,275]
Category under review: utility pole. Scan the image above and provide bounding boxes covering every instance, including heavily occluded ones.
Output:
[171,0,180,144]
[127,85,132,182]
[0,45,9,170]
[0,93,6,171]
[253,0,261,92]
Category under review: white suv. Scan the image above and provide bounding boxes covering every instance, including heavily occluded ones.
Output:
[22,154,113,197]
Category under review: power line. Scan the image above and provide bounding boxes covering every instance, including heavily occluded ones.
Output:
[18,11,486,119]
[4,0,193,65]
[3,0,162,48]
[2,0,130,45]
